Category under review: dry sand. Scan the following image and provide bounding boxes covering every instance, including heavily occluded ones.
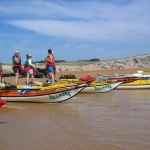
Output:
[2,67,150,85]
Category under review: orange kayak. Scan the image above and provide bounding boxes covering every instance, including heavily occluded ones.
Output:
[0,84,86,103]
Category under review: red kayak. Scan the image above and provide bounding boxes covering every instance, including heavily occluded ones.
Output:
[0,100,6,107]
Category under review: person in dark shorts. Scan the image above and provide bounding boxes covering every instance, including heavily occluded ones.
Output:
[12,50,23,85]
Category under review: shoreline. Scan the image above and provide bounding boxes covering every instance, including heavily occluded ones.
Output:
[1,67,150,85]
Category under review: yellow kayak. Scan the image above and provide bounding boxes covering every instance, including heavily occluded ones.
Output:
[121,79,150,85]
[60,78,116,86]
[60,79,81,83]
[16,82,77,90]
[137,71,150,75]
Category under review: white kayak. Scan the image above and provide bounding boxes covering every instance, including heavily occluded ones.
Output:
[114,70,150,78]
[117,84,150,89]
[0,84,86,103]
[81,81,123,93]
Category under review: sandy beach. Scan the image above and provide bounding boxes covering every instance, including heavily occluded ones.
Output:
[2,66,150,84]
[0,67,150,150]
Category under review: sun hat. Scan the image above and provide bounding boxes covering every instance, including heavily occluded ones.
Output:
[28,54,32,57]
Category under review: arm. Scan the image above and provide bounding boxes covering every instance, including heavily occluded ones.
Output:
[49,56,53,63]
[14,56,20,64]
[28,59,34,67]
[24,59,26,66]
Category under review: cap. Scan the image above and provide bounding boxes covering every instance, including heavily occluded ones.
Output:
[28,54,32,57]
[48,49,52,53]
[16,50,19,53]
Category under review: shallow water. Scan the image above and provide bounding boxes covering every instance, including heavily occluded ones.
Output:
[0,89,150,150]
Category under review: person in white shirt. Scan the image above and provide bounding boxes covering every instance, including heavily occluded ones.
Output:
[24,54,35,84]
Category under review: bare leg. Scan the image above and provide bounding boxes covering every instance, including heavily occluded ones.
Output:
[26,73,29,84]
[31,74,34,82]
[54,68,56,80]
[15,72,19,85]
[49,72,54,84]
[47,73,51,83]
[54,72,56,80]
[47,72,50,81]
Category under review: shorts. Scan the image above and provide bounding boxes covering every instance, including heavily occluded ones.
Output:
[48,66,54,73]
[13,67,19,73]
[26,69,33,74]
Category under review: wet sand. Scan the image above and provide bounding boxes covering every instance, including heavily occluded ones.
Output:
[0,68,150,150]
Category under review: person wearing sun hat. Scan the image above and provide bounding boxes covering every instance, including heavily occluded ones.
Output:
[12,50,24,85]
[24,54,35,85]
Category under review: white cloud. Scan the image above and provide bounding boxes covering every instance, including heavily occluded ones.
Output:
[4,17,150,42]
[1,0,150,42]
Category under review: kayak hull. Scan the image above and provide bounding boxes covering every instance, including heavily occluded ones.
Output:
[0,85,86,103]
[81,81,123,93]
[117,84,150,89]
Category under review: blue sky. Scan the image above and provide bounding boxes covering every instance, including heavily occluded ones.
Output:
[0,0,150,63]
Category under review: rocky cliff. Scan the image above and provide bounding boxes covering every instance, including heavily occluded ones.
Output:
[99,54,150,69]
[1,54,150,74]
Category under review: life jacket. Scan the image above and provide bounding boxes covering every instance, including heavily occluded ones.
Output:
[52,54,56,67]
[24,58,35,75]
[12,54,21,65]
[45,54,55,67]
[0,71,2,77]
[24,66,35,74]
[25,58,34,67]
[12,65,24,74]
[12,55,23,74]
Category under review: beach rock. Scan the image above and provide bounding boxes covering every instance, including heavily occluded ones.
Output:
[34,71,45,78]
[1,54,150,76]
[3,73,15,77]
[99,54,150,68]
[35,68,47,78]
[59,74,76,79]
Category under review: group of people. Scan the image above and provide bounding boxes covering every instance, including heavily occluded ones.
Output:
[12,49,56,85]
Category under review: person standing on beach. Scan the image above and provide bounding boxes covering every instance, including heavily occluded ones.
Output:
[45,49,55,84]
[24,54,35,84]
[12,50,24,85]
[80,65,83,73]
[0,62,3,83]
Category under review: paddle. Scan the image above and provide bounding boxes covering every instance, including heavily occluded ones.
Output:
[4,81,11,86]
[2,81,41,90]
